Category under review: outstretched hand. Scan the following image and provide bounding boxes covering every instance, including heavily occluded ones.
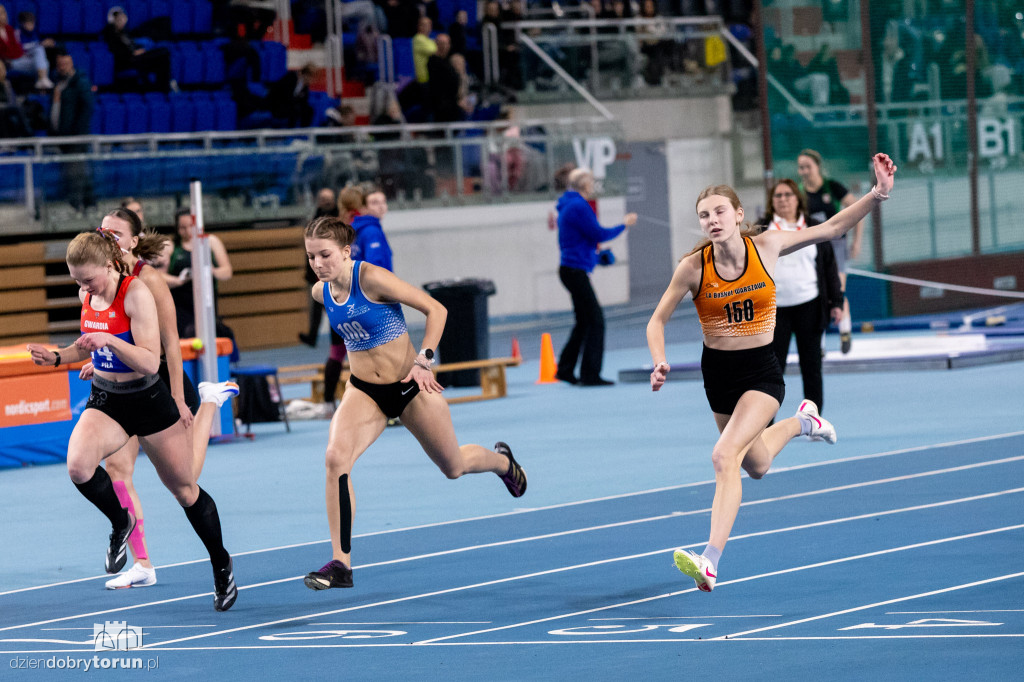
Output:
[402,363,445,394]
[873,153,897,195]
[650,362,670,391]
[27,343,55,367]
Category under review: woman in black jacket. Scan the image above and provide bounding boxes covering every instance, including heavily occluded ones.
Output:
[758,179,843,413]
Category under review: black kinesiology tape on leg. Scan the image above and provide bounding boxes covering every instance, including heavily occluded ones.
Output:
[324,358,343,402]
[183,487,230,570]
[339,474,352,554]
[74,466,129,528]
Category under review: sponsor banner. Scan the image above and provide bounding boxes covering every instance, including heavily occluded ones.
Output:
[0,372,71,428]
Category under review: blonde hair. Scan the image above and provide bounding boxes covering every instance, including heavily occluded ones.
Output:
[685,184,760,257]
[67,230,129,274]
[305,216,355,248]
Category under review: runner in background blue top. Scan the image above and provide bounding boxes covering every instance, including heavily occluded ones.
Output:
[350,188,393,271]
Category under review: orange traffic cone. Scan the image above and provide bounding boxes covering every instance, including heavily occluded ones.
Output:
[511,336,522,362]
[536,333,558,384]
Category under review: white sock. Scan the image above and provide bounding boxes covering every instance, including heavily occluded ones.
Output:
[839,317,852,334]
[797,412,814,436]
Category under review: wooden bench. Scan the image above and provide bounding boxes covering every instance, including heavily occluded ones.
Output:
[278,355,521,407]
[434,356,521,404]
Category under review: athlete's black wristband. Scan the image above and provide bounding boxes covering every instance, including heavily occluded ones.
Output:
[53,351,61,368]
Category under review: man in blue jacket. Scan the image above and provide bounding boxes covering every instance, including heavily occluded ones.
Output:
[556,169,637,386]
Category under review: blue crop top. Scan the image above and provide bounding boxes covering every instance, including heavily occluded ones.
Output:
[323,260,408,351]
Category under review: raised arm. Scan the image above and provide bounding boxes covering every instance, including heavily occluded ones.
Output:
[764,154,896,258]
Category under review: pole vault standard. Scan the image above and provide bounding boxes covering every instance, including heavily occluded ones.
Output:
[188,179,222,436]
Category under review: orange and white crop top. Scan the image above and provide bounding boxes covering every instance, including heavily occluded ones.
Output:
[693,237,776,337]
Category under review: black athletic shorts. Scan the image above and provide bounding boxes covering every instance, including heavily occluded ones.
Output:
[701,343,785,415]
[349,374,421,419]
[157,358,200,415]
[86,374,181,438]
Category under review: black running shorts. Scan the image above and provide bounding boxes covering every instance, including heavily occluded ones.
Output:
[86,374,182,437]
[348,374,421,419]
[701,343,785,415]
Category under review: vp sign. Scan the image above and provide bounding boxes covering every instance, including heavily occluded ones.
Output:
[573,137,617,180]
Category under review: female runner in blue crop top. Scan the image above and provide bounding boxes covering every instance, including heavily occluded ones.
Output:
[301,216,529,591]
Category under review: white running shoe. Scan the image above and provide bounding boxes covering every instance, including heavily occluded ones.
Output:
[673,549,717,592]
[105,562,157,589]
[797,399,837,444]
[198,381,239,407]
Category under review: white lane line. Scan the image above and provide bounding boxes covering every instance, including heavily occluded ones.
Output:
[416,525,1024,645]
[147,494,1024,649]
[3,484,1021,637]
[714,572,1024,640]
[3,432,1021,599]
[7,632,1024,654]
[887,610,1024,614]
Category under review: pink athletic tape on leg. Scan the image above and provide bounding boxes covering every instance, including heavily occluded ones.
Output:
[329,342,347,363]
[111,480,148,561]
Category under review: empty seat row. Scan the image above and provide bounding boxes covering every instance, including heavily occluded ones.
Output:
[93,92,237,135]
[0,0,214,38]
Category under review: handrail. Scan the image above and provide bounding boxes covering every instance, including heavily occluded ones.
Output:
[718,24,812,123]
[377,33,394,86]
[481,22,499,86]
[517,33,614,121]
[0,116,623,161]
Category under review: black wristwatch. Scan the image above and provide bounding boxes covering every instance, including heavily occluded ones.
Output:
[419,348,434,364]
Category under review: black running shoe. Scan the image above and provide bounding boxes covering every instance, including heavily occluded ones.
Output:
[213,557,237,611]
[495,442,527,497]
[840,332,852,354]
[105,512,136,574]
[304,559,354,590]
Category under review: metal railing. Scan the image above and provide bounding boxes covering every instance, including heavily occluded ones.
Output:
[0,117,626,235]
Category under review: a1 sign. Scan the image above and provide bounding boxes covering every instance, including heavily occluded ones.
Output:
[908,117,1020,165]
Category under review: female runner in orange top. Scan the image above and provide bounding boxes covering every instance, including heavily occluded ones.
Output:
[646,153,896,592]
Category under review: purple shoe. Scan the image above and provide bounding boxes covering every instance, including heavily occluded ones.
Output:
[304,559,353,590]
[495,442,527,498]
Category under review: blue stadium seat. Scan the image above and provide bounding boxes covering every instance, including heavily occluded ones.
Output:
[175,43,205,86]
[391,38,415,80]
[259,41,288,83]
[192,0,212,33]
[171,0,194,34]
[125,0,150,30]
[150,0,171,19]
[101,100,126,135]
[191,94,215,131]
[437,0,456,30]
[90,100,104,135]
[170,96,195,132]
[456,0,477,27]
[81,0,105,34]
[212,94,236,131]
[201,42,225,84]
[145,93,170,133]
[59,0,83,35]
[87,42,113,86]
[63,42,91,81]
[122,95,147,134]
[308,91,340,128]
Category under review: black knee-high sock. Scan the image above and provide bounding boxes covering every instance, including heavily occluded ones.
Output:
[324,358,343,402]
[339,474,352,554]
[183,487,230,570]
[74,466,129,529]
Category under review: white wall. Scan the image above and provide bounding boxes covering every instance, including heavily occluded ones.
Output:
[384,196,631,323]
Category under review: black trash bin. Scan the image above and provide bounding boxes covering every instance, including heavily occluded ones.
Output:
[423,278,496,386]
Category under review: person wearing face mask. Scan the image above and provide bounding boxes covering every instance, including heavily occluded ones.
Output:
[757,179,843,414]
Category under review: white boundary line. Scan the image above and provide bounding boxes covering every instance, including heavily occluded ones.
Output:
[414,524,1024,645]
[713,572,1024,640]
[134,492,1024,649]
[1,469,1022,636]
[3,431,1021,599]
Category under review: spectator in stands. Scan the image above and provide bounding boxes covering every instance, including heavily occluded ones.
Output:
[165,208,235,343]
[413,16,437,87]
[301,188,340,347]
[0,61,31,137]
[0,6,51,90]
[419,0,441,27]
[103,7,175,92]
[450,53,476,116]
[877,31,914,103]
[639,0,672,85]
[449,9,469,57]
[267,63,315,128]
[121,197,148,228]
[806,44,849,105]
[428,34,463,123]
[372,96,435,200]
[382,0,420,39]
[50,52,95,213]
[498,0,524,89]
